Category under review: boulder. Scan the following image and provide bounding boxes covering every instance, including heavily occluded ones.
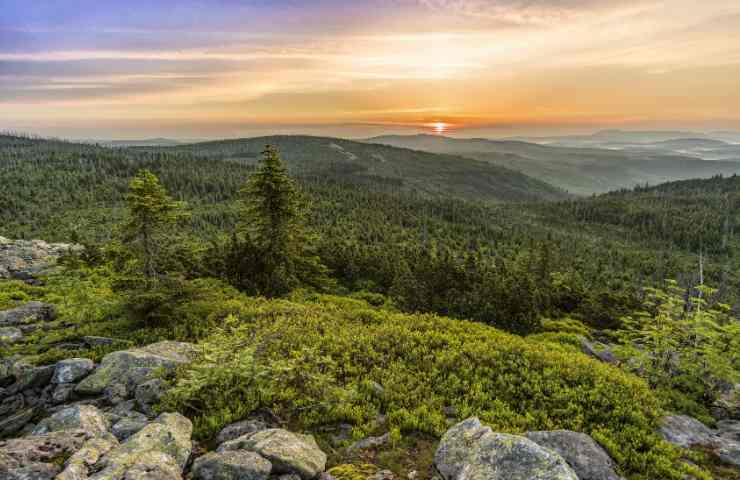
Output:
[111,412,150,441]
[75,341,196,398]
[52,383,77,404]
[135,378,167,416]
[14,364,55,391]
[0,407,37,437]
[347,433,390,452]
[91,450,183,480]
[218,429,327,479]
[216,419,269,445]
[0,301,56,332]
[57,434,119,480]
[0,429,89,467]
[91,412,192,478]
[191,450,273,480]
[718,420,740,442]
[33,405,109,437]
[53,358,95,384]
[526,430,623,480]
[0,327,22,345]
[579,338,618,365]
[0,458,60,480]
[658,415,716,449]
[435,418,578,480]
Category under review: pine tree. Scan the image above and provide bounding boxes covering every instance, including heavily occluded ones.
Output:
[234,146,330,296]
[121,169,185,282]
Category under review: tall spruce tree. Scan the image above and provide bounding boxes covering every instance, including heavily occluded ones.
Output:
[122,169,185,281]
[234,146,330,296]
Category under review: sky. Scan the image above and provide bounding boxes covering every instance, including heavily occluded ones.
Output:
[2,0,740,139]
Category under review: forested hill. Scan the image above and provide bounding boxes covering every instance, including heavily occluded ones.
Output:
[368,134,740,195]
[134,135,568,202]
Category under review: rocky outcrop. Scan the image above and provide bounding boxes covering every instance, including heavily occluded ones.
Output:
[75,341,196,400]
[434,418,578,480]
[0,236,82,283]
[659,415,740,468]
[526,430,623,480]
[0,429,90,479]
[218,429,327,480]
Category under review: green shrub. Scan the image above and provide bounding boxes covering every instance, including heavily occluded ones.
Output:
[162,293,705,480]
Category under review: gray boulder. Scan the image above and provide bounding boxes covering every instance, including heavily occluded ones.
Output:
[111,412,150,441]
[218,429,327,479]
[134,378,167,416]
[435,418,578,480]
[90,412,192,478]
[347,433,390,452]
[526,430,623,480]
[216,419,269,445]
[718,420,740,442]
[32,404,109,437]
[0,301,56,332]
[191,450,272,480]
[0,407,37,437]
[75,341,196,398]
[0,429,90,476]
[53,358,95,384]
[658,415,715,448]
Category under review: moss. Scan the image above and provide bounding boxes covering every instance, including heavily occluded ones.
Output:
[329,464,380,480]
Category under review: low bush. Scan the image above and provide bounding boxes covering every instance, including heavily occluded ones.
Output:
[162,292,706,480]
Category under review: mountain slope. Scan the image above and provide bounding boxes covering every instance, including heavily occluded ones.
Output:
[367,134,740,195]
[142,135,567,202]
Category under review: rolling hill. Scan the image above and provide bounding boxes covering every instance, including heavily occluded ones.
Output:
[367,134,740,195]
[140,135,568,202]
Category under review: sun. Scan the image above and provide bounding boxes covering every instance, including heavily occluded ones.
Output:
[426,122,451,135]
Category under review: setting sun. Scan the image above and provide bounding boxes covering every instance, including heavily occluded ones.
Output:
[427,122,451,135]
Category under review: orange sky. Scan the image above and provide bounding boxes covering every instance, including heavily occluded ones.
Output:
[3,0,740,138]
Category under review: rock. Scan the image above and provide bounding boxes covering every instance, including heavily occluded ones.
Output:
[347,433,389,452]
[435,418,578,480]
[111,412,150,441]
[0,237,82,282]
[218,429,326,479]
[659,415,740,468]
[92,450,183,480]
[526,430,623,480]
[0,406,37,437]
[216,419,269,445]
[57,434,119,480]
[32,405,109,437]
[658,415,716,449]
[579,337,618,365]
[718,420,740,442]
[15,364,55,391]
[0,459,60,480]
[134,378,166,416]
[91,412,192,479]
[0,302,56,332]
[75,341,196,398]
[716,440,740,468]
[0,327,22,345]
[53,358,95,384]
[191,450,273,480]
[713,385,740,420]
[0,429,89,465]
[52,383,76,404]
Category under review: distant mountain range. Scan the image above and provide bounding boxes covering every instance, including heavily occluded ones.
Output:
[367,134,740,195]
[98,138,185,147]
